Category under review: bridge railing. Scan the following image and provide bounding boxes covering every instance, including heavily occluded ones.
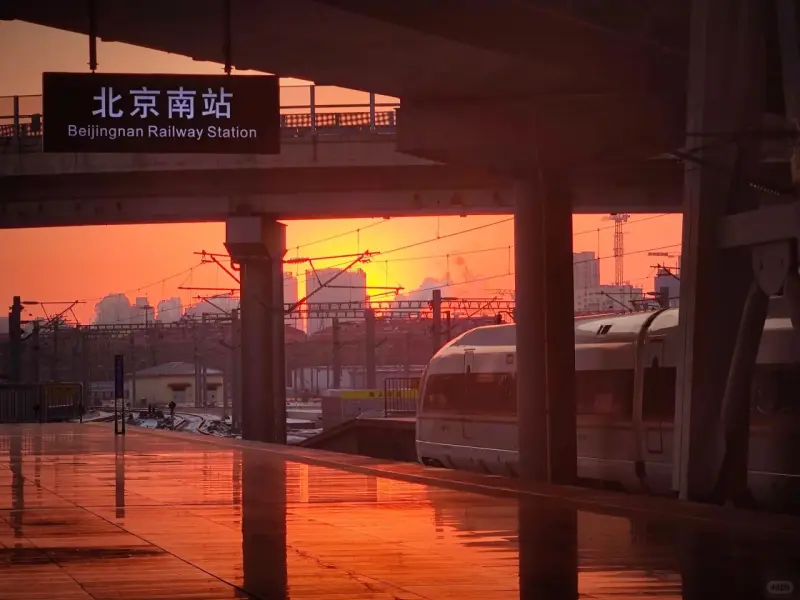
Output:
[0,84,400,151]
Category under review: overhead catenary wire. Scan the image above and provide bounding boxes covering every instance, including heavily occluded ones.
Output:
[69,240,680,326]
[291,212,675,282]
[291,218,391,251]
[407,242,682,295]
[46,213,677,323]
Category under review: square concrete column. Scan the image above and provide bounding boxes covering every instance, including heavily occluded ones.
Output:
[225,216,287,444]
[673,0,764,501]
[514,176,577,484]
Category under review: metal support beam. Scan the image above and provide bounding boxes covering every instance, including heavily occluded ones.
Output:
[87,0,98,73]
[718,201,800,248]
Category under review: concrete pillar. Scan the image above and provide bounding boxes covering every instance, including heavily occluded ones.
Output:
[515,175,577,484]
[242,455,287,598]
[515,181,548,482]
[542,173,577,485]
[673,0,765,501]
[518,498,578,600]
[225,217,287,444]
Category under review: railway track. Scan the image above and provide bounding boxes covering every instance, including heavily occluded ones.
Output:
[84,406,230,437]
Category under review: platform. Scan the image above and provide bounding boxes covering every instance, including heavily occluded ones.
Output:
[1,424,800,599]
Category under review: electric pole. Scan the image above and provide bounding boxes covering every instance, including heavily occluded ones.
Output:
[200,314,208,408]
[432,289,442,354]
[30,320,40,383]
[365,308,377,389]
[403,329,411,379]
[52,319,60,382]
[8,296,22,382]
[129,332,137,408]
[79,327,91,409]
[193,320,202,408]
[332,317,342,389]
[230,309,242,433]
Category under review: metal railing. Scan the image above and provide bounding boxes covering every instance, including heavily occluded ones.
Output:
[0,382,83,423]
[383,377,420,416]
[0,84,400,151]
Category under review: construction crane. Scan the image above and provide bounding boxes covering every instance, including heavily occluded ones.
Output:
[605,213,630,285]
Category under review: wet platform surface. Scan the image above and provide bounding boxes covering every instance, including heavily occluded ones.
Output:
[1,424,799,599]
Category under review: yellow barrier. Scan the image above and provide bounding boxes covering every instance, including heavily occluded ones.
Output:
[42,383,82,407]
[338,389,384,400]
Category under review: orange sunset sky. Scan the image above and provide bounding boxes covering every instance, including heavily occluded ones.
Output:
[0,22,683,324]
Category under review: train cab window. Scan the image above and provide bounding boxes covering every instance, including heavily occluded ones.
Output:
[751,365,800,416]
[643,366,677,420]
[421,374,462,413]
[421,371,517,416]
[575,370,634,417]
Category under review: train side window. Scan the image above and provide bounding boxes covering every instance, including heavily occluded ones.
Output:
[643,367,677,420]
[751,365,800,416]
[465,372,516,416]
[575,370,634,417]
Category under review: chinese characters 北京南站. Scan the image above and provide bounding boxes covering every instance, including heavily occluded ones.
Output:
[91,86,234,119]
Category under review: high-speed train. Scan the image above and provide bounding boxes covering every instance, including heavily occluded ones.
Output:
[416,308,800,509]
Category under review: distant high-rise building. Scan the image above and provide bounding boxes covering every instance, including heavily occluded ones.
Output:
[94,293,133,325]
[157,298,183,322]
[305,268,367,335]
[284,272,300,328]
[573,251,601,312]
[130,297,155,324]
[284,272,299,306]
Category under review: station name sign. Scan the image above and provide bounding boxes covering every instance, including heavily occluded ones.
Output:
[42,72,280,154]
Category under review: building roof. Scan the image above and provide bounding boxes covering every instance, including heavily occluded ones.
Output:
[129,362,222,378]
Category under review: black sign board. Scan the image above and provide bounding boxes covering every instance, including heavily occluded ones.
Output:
[42,72,280,154]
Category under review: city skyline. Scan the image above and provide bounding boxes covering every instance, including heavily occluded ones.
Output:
[0,22,684,325]
[9,249,678,333]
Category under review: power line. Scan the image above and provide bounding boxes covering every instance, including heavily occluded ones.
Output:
[358,217,676,269]
[291,218,391,252]
[45,213,677,322]
[408,242,682,294]
[290,213,675,281]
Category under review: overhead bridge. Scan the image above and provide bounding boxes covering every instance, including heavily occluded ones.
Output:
[0,87,692,228]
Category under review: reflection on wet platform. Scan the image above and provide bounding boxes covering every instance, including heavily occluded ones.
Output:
[0,424,798,599]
